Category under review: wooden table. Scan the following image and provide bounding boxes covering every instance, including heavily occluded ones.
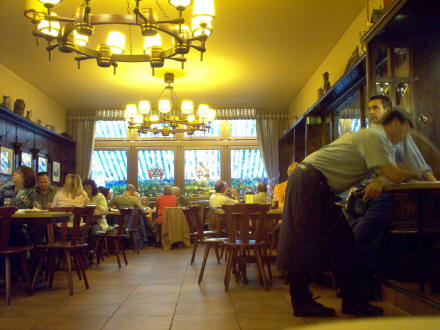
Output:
[383,181,440,294]
[12,211,72,225]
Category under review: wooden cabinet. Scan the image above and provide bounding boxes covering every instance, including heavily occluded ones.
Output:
[0,106,75,185]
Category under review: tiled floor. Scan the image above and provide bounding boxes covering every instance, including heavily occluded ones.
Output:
[0,246,406,329]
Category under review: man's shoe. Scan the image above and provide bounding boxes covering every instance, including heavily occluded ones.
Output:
[342,300,384,316]
[294,301,336,317]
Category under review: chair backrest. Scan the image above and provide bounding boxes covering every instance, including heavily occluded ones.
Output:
[189,205,203,235]
[128,208,142,230]
[222,203,270,244]
[49,207,74,241]
[0,207,18,249]
[115,208,133,235]
[71,205,96,245]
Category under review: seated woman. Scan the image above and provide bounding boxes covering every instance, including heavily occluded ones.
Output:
[52,174,89,234]
[0,166,36,245]
[98,186,112,204]
[83,179,111,235]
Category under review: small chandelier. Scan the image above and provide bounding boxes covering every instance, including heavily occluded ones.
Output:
[24,0,215,74]
[125,72,215,136]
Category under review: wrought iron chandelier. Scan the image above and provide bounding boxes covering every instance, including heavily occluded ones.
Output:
[124,71,215,136]
[24,0,215,74]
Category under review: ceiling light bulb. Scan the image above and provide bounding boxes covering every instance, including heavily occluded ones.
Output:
[73,30,88,46]
[106,32,125,54]
[133,114,144,124]
[181,100,194,114]
[191,16,213,37]
[197,104,210,117]
[143,34,162,55]
[169,0,192,10]
[39,0,62,5]
[138,101,151,114]
[37,12,60,37]
[192,0,215,17]
[125,104,137,119]
[150,114,159,122]
[187,115,195,123]
[158,100,171,113]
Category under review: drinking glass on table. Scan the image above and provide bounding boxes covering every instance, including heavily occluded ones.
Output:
[3,198,11,206]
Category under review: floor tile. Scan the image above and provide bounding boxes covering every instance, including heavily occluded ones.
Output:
[176,300,234,315]
[114,302,177,316]
[237,313,307,330]
[171,314,240,330]
[103,315,173,330]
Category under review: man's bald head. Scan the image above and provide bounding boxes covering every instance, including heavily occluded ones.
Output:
[214,180,226,193]
[257,182,267,193]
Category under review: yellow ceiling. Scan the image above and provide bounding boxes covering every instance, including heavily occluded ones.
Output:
[0,0,365,112]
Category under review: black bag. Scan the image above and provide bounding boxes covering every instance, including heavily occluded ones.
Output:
[346,190,369,218]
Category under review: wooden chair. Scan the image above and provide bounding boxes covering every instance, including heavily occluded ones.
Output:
[186,205,219,265]
[221,203,270,291]
[95,208,132,268]
[32,206,96,296]
[128,208,142,254]
[0,207,33,305]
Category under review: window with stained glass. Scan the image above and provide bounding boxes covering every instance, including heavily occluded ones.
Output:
[95,120,128,138]
[184,150,220,197]
[230,149,267,195]
[138,150,174,197]
[91,150,128,195]
[230,119,257,137]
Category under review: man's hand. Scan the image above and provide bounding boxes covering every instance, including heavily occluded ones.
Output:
[422,171,437,182]
[362,180,384,201]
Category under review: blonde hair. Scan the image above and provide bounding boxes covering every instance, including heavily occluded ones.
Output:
[62,174,85,198]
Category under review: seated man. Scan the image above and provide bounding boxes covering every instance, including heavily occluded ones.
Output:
[155,186,177,225]
[273,162,298,208]
[209,180,239,208]
[34,171,58,209]
[348,95,437,297]
[172,186,190,207]
[253,182,270,204]
[109,184,157,245]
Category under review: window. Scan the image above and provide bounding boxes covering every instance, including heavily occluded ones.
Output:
[95,120,128,138]
[184,120,221,137]
[230,119,257,137]
[184,150,221,197]
[138,150,174,197]
[91,150,128,195]
[230,149,267,195]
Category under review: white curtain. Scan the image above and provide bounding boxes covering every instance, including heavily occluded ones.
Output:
[67,113,96,180]
[256,118,287,186]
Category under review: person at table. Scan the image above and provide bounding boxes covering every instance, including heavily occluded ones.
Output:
[209,180,239,208]
[172,186,189,207]
[0,166,36,245]
[253,182,270,204]
[83,179,111,234]
[98,186,112,204]
[155,185,177,225]
[140,196,153,222]
[34,171,58,209]
[347,95,437,297]
[52,174,89,209]
[277,110,423,318]
[273,162,298,208]
[109,185,157,245]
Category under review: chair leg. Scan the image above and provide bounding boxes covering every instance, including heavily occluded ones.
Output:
[19,253,33,296]
[224,248,234,292]
[74,250,89,290]
[48,250,56,289]
[220,244,226,260]
[254,247,268,290]
[214,244,221,264]
[32,254,45,290]
[5,256,11,306]
[120,240,128,266]
[190,241,198,265]
[114,239,122,269]
[94,237,102,265]
[198,244,211,284]
[71,252,82,280]
[65,250,74,296]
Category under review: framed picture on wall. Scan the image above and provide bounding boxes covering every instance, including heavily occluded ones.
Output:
[21,152,33,168]
[38,156,48,173]
[0,146,14,174]
[52,161,60,182]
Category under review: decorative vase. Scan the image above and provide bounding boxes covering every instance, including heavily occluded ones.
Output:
[317,88,324,100]
[13,99,25,116]
[1,96,11,109]
[26,110,32,120]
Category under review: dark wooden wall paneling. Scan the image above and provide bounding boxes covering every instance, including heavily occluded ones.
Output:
[0,106,76,186]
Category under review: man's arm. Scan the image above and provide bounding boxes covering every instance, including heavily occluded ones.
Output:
[422,171,437,182]
[379,165,420,184]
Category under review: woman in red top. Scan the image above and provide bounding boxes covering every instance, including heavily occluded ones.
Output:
[155,185,177,224]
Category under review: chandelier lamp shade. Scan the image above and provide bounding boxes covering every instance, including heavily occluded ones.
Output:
[24,0,215,74]
[125,72,215,136]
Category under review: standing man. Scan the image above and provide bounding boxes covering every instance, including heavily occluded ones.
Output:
[273,162,298,208]
[34,172,58,209]
[277,110,421,317]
